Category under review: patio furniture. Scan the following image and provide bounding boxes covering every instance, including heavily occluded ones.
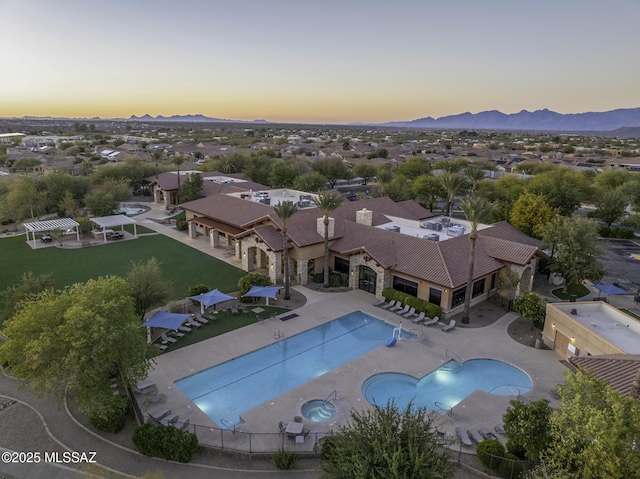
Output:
[411,312,426,324]
[194,312,209,324]
[154,343,168,351]
[160,414,179,426]
[178,325,191,334]
[381,300,397,310]
[479,427,498,441]
[160,333,177,345]
[134,381,157,395]
[441,319,456,332]
[186,316,202,328]
[172,417,190,431]
[285,421,304,438]
[396,304,411,316]
[388,302,403,312]
[494,423,506,435]
[170,330,185,338]
[456,427,472,446]
[148,408,171,422]
[401,307,416,318]
[294,416,303,423]
[423,316,439,326]
[231,307,239,315]
[468,429,484,444]
[142,393,167,410]
[373,297,386,307]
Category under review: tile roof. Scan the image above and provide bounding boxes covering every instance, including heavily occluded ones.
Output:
[180,194,274,229]
[569,354,640,397]
[253,225,289,252]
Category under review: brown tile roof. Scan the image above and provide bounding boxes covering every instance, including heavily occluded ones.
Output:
[332,197,431,225]
[190,217,243,236]
[253,225,289,252]
[477,221,542,248]
[180,194,274,229]
[569,354,640,397]
[478,236,540,266]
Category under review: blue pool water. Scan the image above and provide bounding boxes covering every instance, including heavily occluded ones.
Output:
[362,359,532,413]
[175,311,410,426]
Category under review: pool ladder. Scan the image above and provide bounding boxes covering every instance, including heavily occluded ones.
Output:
[274,330,284,340]
[323,390,337,406]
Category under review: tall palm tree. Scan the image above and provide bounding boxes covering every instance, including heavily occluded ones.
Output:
[172,155,185,204]
[150,150,163,181]
[312,191,344,287]
[273,201,299,300]
[465,163,487,195]
[460,196,494,324]
[439,172,468,218]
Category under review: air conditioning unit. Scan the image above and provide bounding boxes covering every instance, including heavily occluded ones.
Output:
[447,225,465,237]
[385,225,401,232]
[441,216,451,227]
[429,222,443,231]
[420,221,429,229]
[423,233,439,242]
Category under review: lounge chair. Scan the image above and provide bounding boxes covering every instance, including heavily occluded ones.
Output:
[195,312,209,324]
[134,382,157,396]
[186,317,202,328]
[278,421,287,433]
[142,393,167,410]
[442,319,456,332]
[402,307,416,318]
[178,325,191,334]
[389,302,403,312]
[160,332,177,345]
[231,307,239,315]
[423,316,439,326]
[494,423,506,435]
[456,427,472,447]
[479,427,498,441]
[148,408,171,422]
[154,343,168,351]
[468,429,484,444]
[173,417,189,431]
[160,414,179,426]
[169,329,185,338]
[395,304,410,316]
[412,312,426,324]
[294,416,303,423]
[373,297,386,307]
[381,300,397,310]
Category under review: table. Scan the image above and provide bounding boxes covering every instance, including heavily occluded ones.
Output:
[137,380,155,390]
[285,421,304,435]
[252,307,265,314]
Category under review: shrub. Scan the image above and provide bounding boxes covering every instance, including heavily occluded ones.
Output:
[381,288,441,318]
[476,439,505,470]
[329,272,349,287]
[175,218,188,231]
[132,422,198,463]
[312,272,324,283]
[237,273,272,302]
[272,447,298,470]
[188,284,210,304]
[89,395,130,433]
[499,452,525,479]
[505,439,527,459]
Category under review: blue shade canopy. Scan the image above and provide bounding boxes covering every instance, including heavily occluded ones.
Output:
[189,289,235,308]
[593,284,628,296]
[242,285,281,299]
[143,311,192,330]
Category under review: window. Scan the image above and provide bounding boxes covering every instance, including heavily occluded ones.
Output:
[393,276,418,297]
[429,288,442,306]
[334,257,350,274]
[451,287,466,308]
[490,272,497,290]
[472,278,486,298]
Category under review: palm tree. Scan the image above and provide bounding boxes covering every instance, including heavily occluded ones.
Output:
[439,172,468,218]
[150,150,163,181]
[465,163,487,195]
[460,196,494,324]
[312,191,344,287]
[172,155,185,204]
[273,201,299,300]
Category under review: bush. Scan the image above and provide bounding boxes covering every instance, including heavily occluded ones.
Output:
[312,272,324,283]
[272,447,298,470]
[132,422,198,463]
[237,273,272,302]
[381,288,441,318]
[329,272,349,287]
[505,439,527,459]
[175,218,188,231]
[89,395,129,433]
[499,452,525,479]
[599,226,634,239]
[188,284,210,304]
[476,439,505,470]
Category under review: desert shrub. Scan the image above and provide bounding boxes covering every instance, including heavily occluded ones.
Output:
[272,447,298,470]
[329,272,349,287]
[381,288,441,318]
[598,227,634,239]
[499,452,525,479]
[312,272,324,283]
[476,439,505,470]
[188,284,210,304]
[89,395,129,433]
[132,422,198,463]
[237,273,272,302]
[175,218,188,231]
[320,436,338,461]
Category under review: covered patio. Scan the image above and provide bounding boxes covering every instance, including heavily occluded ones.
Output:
[24,218,80,249]
[91,215,138,243]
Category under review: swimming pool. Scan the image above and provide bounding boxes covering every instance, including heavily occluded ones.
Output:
[174,311,411,426]
[362,359,531,413]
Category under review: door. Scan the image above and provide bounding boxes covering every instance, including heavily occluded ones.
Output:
[554,332,570,358]
[358,266,377,294]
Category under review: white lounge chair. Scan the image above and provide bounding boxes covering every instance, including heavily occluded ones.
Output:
[479,427,498,441]
[389,302,403,312]
[402,307,416,318]
[494,423,506,435]
[423,316,439,326]
[160,332,177,344]
[442,319,456,332]
[142,393,167,410]
[411,312,426,324]
[396,304,411,316]
[456,427,472,446]
[381,300,397,310]
[468,429,484,444]
[154,343,168,351]
[373,297,386,307]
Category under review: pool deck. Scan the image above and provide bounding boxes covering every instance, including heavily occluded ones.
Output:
[142,287,567,452]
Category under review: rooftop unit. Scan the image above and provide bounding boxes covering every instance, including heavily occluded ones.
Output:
[423,233,440,242]
[385,225,401,233]
[441,216,451,227]
[420,221,443,231]
[447,225,465,237]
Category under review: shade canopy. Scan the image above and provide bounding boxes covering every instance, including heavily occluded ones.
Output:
[243,285,281,299]
[593,284,628,296]
[189,289,235,308]
[143,311,192,330]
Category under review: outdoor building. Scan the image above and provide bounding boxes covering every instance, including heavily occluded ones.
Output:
[181,191,542,319]
[543,301,640,358]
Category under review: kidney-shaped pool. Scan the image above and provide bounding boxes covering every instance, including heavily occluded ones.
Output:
[362,359,531,413]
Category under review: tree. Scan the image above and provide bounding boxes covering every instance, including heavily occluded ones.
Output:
[366,147,388,159]
[268,161,299,188]
[542,370,640,478]
[321,400,452,479]
[273,201,299,300]
[312,192,343,288]
[465,163,487,195]
[412,175,446,212]
[57,191,79,217]
[503,399,552,461]
[528,168,593,216]
[385,176,414,202]
[495,268,520,308]
[126,258,172,320]
[593,188,628,227]
[0,277,152,414]
[542,217,605,291]
[439,172,468,218]
[293,172,328,192]
[1,272,54,323]
[396,157,432,179]
[311,157,351,188]
[460,196,494,324]
[352,162,378,186]
[149,150,163,180]
[172,155,185,203]
[4,176,45,221]
[179,172,204,203]
[510,192,557,239]
[85,190,118,216]
[513,292,547,330]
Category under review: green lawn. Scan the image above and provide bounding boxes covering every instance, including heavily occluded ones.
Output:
[0,234,245,320]
[551,282,591,300]
[123,224,156,234]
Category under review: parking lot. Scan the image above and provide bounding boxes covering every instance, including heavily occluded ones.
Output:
[598,238,640,291]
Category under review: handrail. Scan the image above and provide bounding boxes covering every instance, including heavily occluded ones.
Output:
[487,384,527,397]
[434,401,453,418]
[220,418,236,433]
[407,328,423,339]
[323,390,337,405]
[445,349,462,363]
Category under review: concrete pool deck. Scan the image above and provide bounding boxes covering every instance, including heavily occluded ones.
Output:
[141,287,568,452]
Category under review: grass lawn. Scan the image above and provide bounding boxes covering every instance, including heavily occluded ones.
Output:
[0,234,245,320]
[622,309,640,321]
[159,305,291,354]
[552,282,590,300]
[123,224,156,234]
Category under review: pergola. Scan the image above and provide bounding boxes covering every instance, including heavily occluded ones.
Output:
[91,215,138,243]
[24,218,80,249]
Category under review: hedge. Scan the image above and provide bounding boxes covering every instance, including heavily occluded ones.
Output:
[599,227,634,239]
[89,395,130,433]
[476,439,505,470]
[381,288,441,318]
[132,422,199,463]
[499,452,525,479]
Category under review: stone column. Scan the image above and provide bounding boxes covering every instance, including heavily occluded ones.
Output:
[297,259,309,285]
[188,222,197,239]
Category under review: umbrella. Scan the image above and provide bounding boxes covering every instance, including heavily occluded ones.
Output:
[242,285,282,305]
[593,283,628,300]
[143,311,192,331]
[189,289,235,313]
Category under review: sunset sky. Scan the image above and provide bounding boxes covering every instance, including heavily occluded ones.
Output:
[2,0,640,124]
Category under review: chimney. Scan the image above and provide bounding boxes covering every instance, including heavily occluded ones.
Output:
[317,217,335,239]
[356,208,373,226]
